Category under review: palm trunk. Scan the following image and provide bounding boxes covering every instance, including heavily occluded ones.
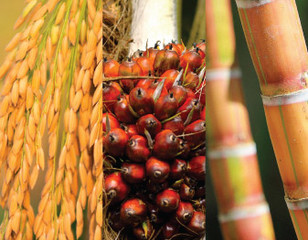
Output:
[129,0,179,54]
[206,0,275,239]
[234,0,308,238]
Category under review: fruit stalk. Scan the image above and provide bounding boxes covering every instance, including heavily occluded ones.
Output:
[234,0,308,238]
[206,0,275,239]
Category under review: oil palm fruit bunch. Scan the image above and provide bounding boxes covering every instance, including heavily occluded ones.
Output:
[0,0,102,239]
[103,40,206,240]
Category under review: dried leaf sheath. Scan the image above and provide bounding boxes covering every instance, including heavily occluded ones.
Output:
[0,0,102,239]
[235,0,308,238]
[206,0,275,239]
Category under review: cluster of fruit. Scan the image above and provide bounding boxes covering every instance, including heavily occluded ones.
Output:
[103,40,206,240]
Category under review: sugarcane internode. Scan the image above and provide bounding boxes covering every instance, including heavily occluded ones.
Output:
[235,0,308,238]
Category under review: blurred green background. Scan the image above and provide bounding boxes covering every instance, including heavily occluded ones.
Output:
[206,1,308,240]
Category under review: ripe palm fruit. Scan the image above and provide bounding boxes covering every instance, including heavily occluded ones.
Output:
[126,135,151,162]
[154,92,178,120]
[113,95,136,123]
[121,124,139,138]
[156,189,180,212]
[103,128,129,157]
[196,40,206,55]
[135,53,153,76]
[176,201,194,224]
[160,69,180,90]
[180,48,204,72]
[178,97,202,125]
[146,157,170,183]
[153,130,181,160]
[187,156,206,181]
[105,172,130,203]
[136,114,161,137]
[143,40,160,65]
[188,211,206,235]
[129,87,154,116]
[119,58,142,92]
[122,163,146,184]
[184,120,206,148]
[103,40,206,239]
[153,45,180,76]
[162,116,184,135]
[102,113,120,132]
[103,81,122,111]
[180,183,195,201]
[170,159,187,180]
[120,198,147,227]
[103,58,120,77]
[169,85,188,107]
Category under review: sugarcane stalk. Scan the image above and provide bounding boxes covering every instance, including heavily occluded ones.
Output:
[234,0,308,238]
[206,0,275,239]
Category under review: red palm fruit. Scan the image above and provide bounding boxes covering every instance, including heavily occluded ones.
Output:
[153,45,180,76]
[143,41,160,65]
[188,211,206,235]
[170,159,187,180]
[122,163,145,184]
[178,98,202,125]
[161,220,179,239]
[136,77,153,89]
[103,128,129,157]
[154,92,178,120]
[176,202,194,224]
[153,130,181,160]
[103,81,122,112]
[120,198,147,227]
[136,114,161,137]
[133,220,153,240]
[113,95,136,123]
[136,55,153,76]
[103,58,120,77]
[180,48,203,72]
[119,58,142,92]
[178,140,191,159]
[160,69,180,90]
[105,172,130,202]
[187,156,206,181]
[129,87,154,116]
[102,113,120,132]
[184,120,206,148]
[196,40,206,55]
[186,88,196,99]
[180,183,195,200]
[169,85,187,107]
[156,189,180,212]
[146,157,170,183]
[191,43,206,59]
[121,124,139,139]
[162,116,184,135]
[200,107,205,121]
[184,71,199,89]
[126,135,151,162]
[146,79,168,98]
[164,42,183,56]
